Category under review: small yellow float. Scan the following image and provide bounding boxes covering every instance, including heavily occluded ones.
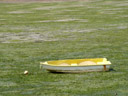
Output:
[40,58,111,73]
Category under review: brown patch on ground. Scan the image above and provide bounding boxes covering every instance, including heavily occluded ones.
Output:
[0,32,58,43]
[0,0,79,3]
[8,11,33,14]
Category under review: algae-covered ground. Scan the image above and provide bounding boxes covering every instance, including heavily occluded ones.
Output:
[0,0,128,95]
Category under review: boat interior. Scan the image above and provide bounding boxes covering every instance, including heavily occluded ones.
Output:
[41,58,111,66]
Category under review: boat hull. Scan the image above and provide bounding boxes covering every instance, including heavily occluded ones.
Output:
[42,64,110,73]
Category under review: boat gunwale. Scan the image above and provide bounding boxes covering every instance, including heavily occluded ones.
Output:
[41,64,111,67]
[40,58,111,67]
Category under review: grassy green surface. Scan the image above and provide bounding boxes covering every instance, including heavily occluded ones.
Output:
[0,0,128,95]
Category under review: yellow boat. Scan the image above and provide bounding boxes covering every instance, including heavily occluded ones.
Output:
[40,58,111,73]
